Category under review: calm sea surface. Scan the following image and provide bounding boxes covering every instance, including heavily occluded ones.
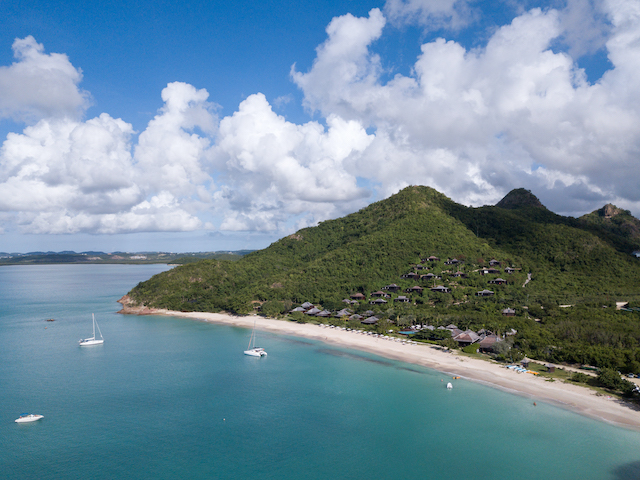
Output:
[2,264,640,479]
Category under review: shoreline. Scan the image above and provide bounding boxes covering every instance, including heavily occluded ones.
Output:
[118,301,640,431]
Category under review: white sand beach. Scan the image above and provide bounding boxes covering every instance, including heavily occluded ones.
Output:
[118,299,640,431]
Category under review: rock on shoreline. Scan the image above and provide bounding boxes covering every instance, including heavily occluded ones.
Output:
[117,295,162,315]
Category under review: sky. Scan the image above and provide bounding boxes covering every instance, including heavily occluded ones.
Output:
[1,0,639,253]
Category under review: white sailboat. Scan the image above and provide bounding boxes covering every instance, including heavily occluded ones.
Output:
[244,320,267,357]
[79,313,104,346]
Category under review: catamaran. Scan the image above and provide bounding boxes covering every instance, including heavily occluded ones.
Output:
[79,313,104,346]
[244,320,267,357]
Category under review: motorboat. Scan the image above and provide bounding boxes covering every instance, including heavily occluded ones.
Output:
[15,413,44,423]
[244,347,267,357]
[79,313,104,346]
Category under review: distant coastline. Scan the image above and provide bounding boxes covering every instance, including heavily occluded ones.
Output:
[117,297,640,431]
[0,250,252,266]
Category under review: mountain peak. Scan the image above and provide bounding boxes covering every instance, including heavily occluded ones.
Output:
[495,188,545,210]
[599,203,625,219]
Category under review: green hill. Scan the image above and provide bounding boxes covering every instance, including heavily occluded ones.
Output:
[128,186,640,373]
[579,204,640,248]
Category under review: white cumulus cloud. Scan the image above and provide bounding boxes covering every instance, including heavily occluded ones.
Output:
[0,36,90,122]
[213,93,373,231]
[293,3,640,216]
[3,0,640,244]
[0,80,211,235]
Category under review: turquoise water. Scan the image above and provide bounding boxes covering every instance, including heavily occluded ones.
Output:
[2,265,640,479]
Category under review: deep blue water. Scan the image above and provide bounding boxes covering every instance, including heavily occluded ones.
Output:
[2,265,640,479]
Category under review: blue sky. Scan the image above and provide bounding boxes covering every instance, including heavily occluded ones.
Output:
[1,0,638,253]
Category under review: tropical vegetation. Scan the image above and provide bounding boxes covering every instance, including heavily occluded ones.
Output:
[128,186,640,376]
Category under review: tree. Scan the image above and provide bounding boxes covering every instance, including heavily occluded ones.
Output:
[261,301,286,318]
[598,368,636,395]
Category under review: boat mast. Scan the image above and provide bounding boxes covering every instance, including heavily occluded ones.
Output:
[247,320,256,349]
[95,315,103,340]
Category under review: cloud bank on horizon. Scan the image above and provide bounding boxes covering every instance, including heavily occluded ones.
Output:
[1,0,639,240]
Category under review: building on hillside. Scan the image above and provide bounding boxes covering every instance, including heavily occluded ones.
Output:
[342,299,359,305]
[444,258,462,265]
[350,293,366,300]
[480,268,500,275]
[421,273,441,281]
[371,291,390,298]
[406,286,424,294]
[361,316,379,325]
[489,259,501,266]
[489,278,508,285]
[401,272,419,280]
[370,298,388,305]
[394,295,411,303]
[301,302,314,309]
[504,267,517,274]
[502,308,516,316]
[451,271,467,278]
[305,307,321,315]
[478,334,502,352]
[476,289,494,297]
[430,285,451,293]
[454,330,480,346]
[423,256,440,262]
[383,284,401,292]
[446,326,463,337]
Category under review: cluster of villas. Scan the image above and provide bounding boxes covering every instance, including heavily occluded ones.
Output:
[290,301,517,350]
[287,255,520,346]
[409,323,517,351]
[290,302,384,325]
[344,256,522,305]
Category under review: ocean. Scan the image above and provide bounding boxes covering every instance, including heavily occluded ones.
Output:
[1,264,640,480]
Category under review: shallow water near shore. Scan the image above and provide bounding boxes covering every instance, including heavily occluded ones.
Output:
[2,264,640,480]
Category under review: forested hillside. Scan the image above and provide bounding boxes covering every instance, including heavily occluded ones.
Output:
[128,186,640,372]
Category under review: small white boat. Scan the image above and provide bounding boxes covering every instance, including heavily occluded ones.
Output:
[79,313,104,346]
[15,413,44,423]
[244,320,267,357]
[446,382,453,389]
[244,347,267,357]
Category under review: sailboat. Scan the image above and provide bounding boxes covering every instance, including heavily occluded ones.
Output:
[79,313,104,346]
[244,320,267,357]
